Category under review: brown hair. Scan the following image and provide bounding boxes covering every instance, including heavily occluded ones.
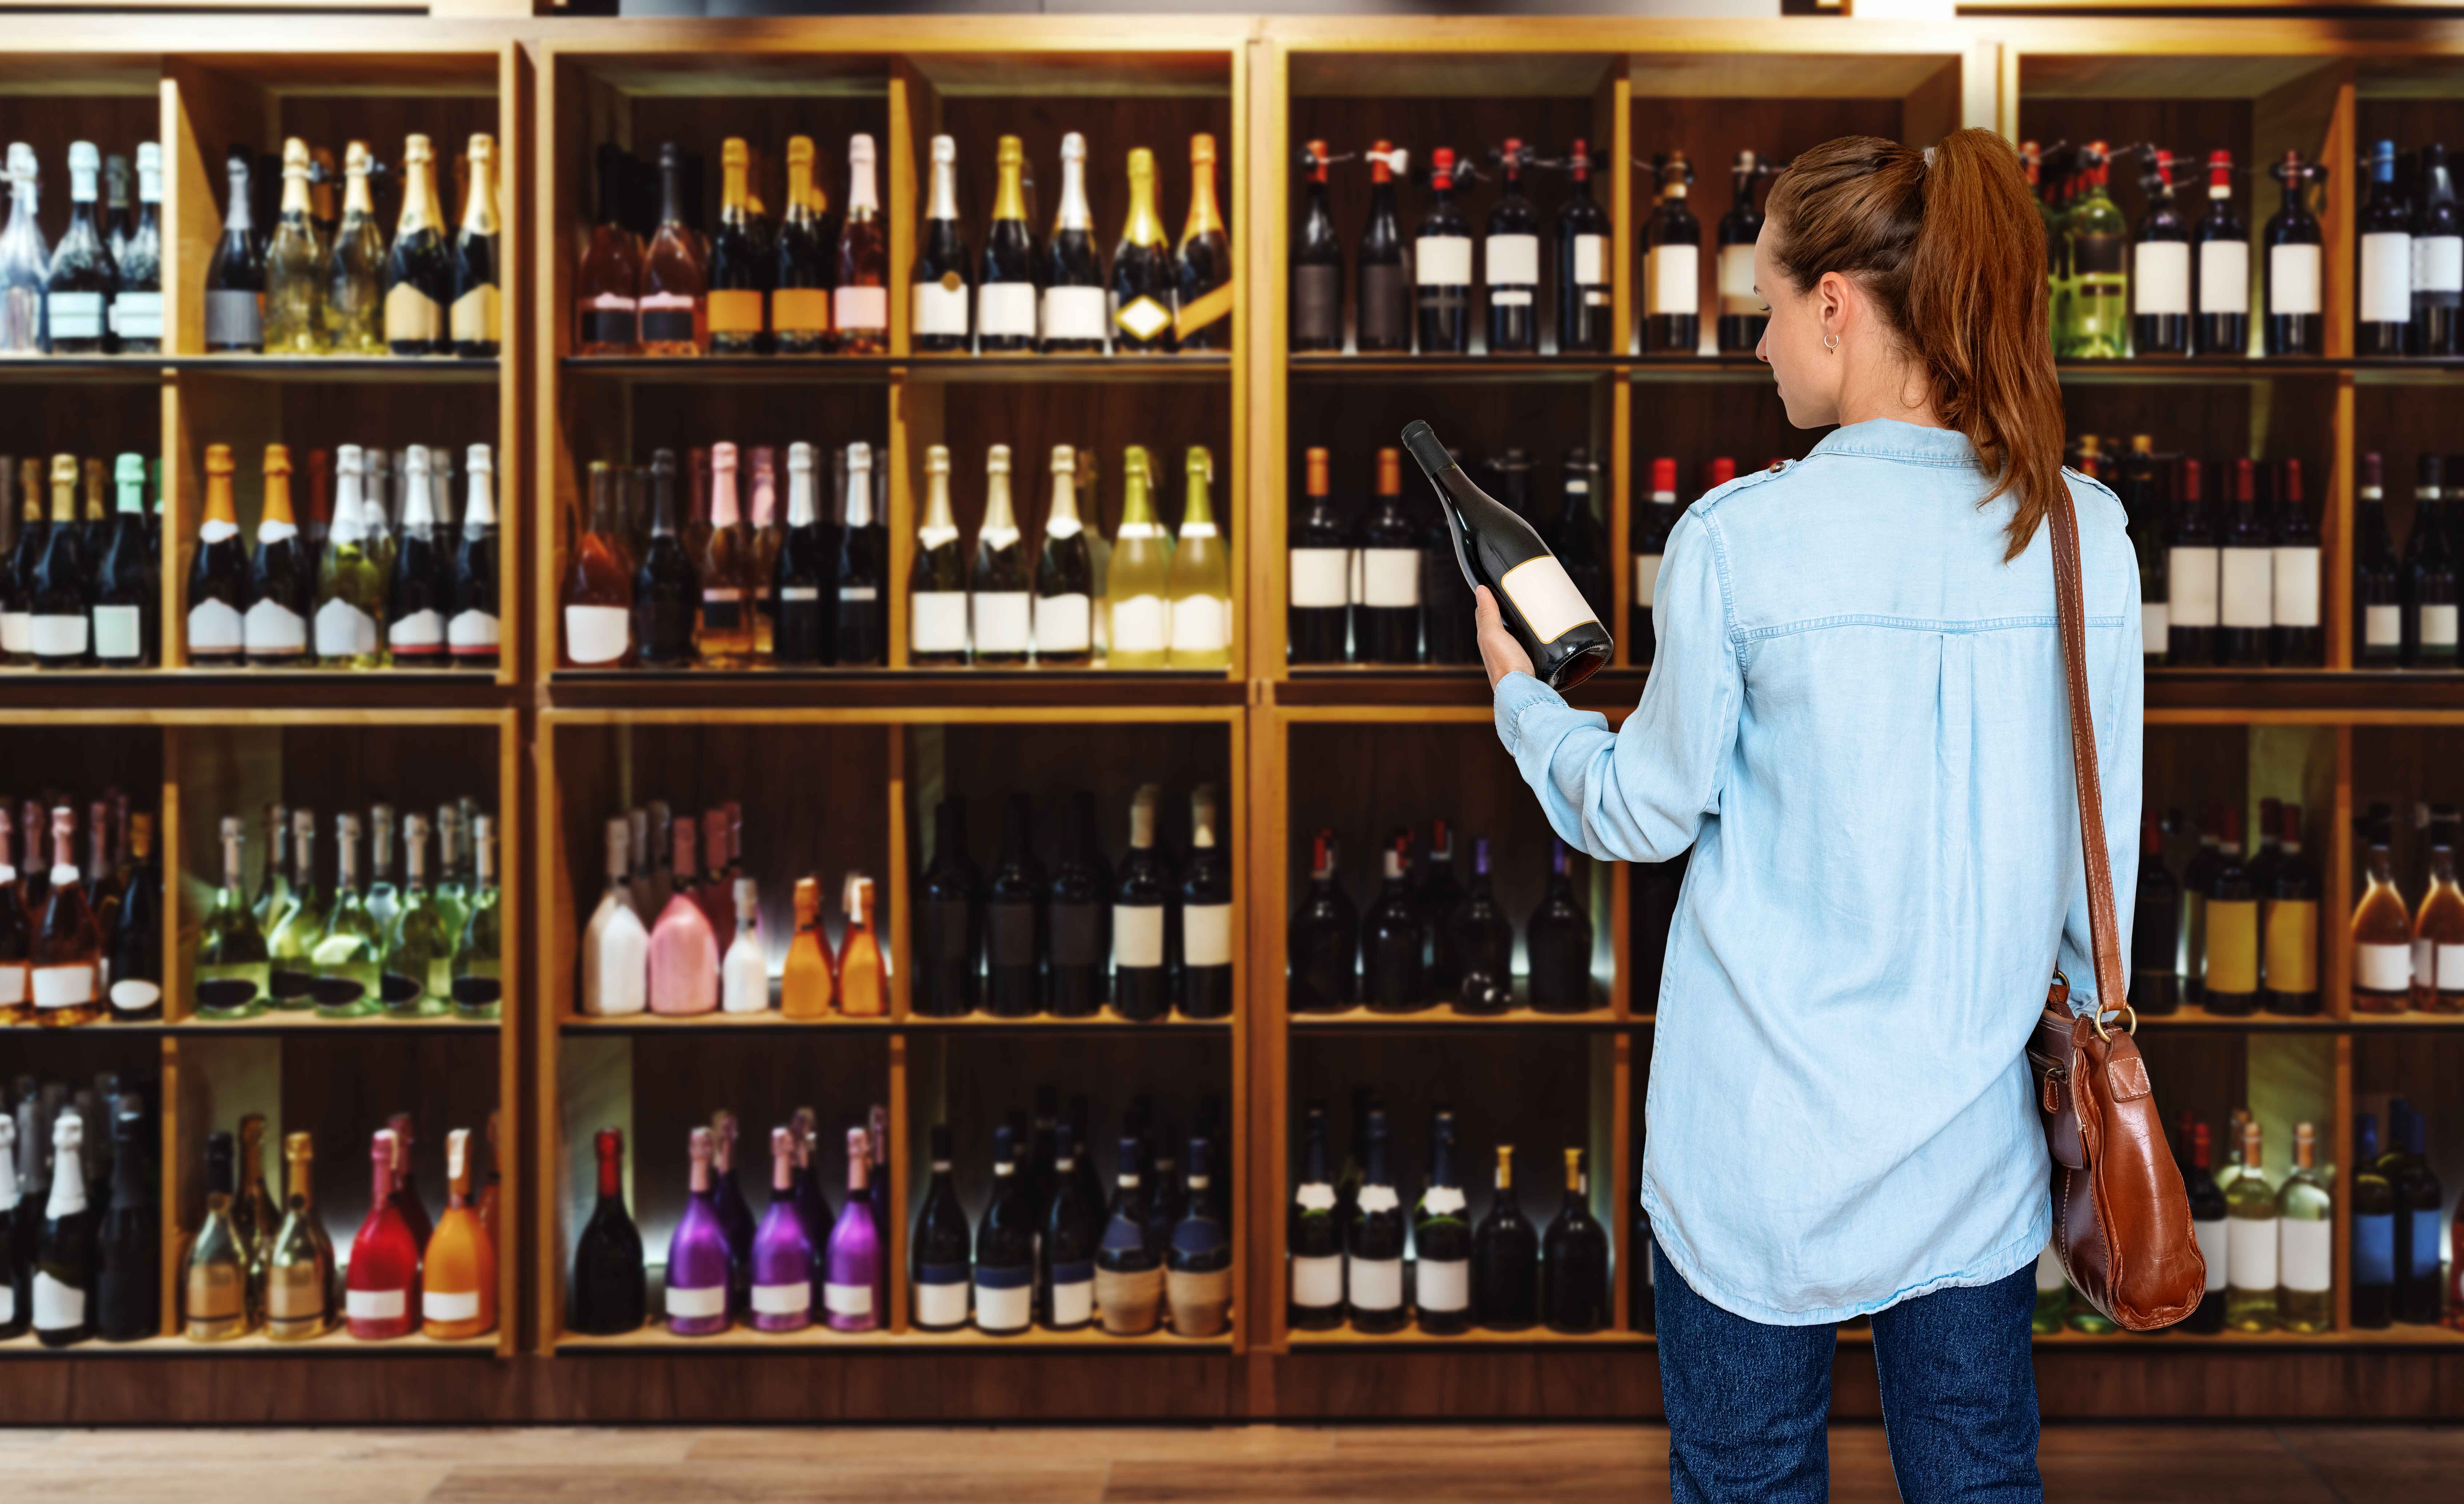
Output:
[1765,129,2066,561]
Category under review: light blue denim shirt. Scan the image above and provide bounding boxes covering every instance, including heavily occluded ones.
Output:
[1494,419,2142,1324]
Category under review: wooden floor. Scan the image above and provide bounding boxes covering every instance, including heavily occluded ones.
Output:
[4,1423,2458,1502]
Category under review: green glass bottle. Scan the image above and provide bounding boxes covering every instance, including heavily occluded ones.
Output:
[2059,142,2130,359]
[251,802,293,936]
[313,445,387,668]
[431,804,471,943]
[312,812,383,1019]
[450,812,501,1021]
[2224,1118,2279,1332]
[265,808,327,1012]
[364,802,400,934]
[382,811,453,1017]
[195,816,270,1019]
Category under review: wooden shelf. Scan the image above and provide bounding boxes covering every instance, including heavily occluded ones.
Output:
[1288,1324,1644,1347]
[557,1323,1232,1352]
[564,353,1230,384]
[1291,1003,1621,1030]
[544,669,1248,711]
[0,1331,501,1358]
[0,355,501,383]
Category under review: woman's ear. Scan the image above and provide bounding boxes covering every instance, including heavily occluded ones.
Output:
[1817,270,1853,345]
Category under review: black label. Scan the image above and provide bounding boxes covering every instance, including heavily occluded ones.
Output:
[195,977,258,1012]
[987,902,1038,967]
[309,976,368,1008]
[1050,900,1099,968]
[2073,233,2126,277]
[581,308,639,346]
[1294,265,1341,344]
[269,967,315,1005]
[640,308,697,343]
[380,972,423,1007]
[451,975,502,1007]
[1360,264,1408,346]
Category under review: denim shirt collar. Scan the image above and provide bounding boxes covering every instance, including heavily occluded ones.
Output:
[1808,419,1981,469]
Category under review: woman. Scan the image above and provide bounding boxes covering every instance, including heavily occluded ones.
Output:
[1475,130,2139,1501]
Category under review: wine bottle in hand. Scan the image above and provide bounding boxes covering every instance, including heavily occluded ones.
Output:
[1402,420,1610,689]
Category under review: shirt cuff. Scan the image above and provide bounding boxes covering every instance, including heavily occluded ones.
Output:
[1492,670,1565,756]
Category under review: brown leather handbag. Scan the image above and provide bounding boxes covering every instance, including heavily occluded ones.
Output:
[2024,480,2206,1332]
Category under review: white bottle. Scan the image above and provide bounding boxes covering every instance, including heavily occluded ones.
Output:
[721,876,767,1015]
[581,817,648,1017]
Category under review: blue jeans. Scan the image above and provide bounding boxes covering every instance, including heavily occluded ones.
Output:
[1653,1236,2042,1504]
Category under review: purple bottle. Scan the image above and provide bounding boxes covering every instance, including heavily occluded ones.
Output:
[750,1126,816,1332]
[825,1126,882,1331]
[709,1109,756,1315]
[867,1104,891,1319]
[664,1126,732,1336]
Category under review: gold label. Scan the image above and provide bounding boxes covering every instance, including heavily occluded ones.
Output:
[1165,1267,1231,1337]
[267,1263,326,1320]
[1498,554,1601,648]
[771,287,830,335]
[2263,899,2318,992]
[450,283,499,343]
[186,1260,244,1320]
[2204,900,2260,994]
[1171,282,1234,340]
[384,283,442,342]
[707,288,765,336]
[1094,1264,1164,1334]
[938,270,963,293]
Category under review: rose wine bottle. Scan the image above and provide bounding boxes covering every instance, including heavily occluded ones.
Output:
[582,816,649,1016]
[839,873,886,1016]
[32,807,101,1025]
[826,1126,880,1331]
[647,816,718,1015]
[720,876,765,1015]
[832,134,888,355]
[421,1127,495,1339]
[1401,419,1611,690]
[750,1126,815,1332]
[569,1128,646,1337]
[665,1126,730,1335]
[345,1128,418,1340]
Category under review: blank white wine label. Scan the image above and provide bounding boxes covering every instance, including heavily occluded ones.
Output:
[422,1289,481,1322]
[1499,554,1599,647]
[0,611,26,654]
[46,291,106,340]
[2219,549,2273,628]
[1424,1186,1466,1215]
[1361,548,1420,608]
[2166,547,2220,628]
[1415,235,1472,287]
[753,1282,812,1315]
[564,605,628,665]
[449,609,500,652]
[2424,604,2461,647]
[1114,904,1165,968]
[1718,243,1758,315]
[2358,942,2412,992]
[1168,595,1229,655]
[979,281,1037,337]
[2034,1240,2067,1294]
[664,1283,725,1319]
[1356,1185,1399,1215]
[913,1280,969,1327]
[833,286,886,332]
[973,591,1031,653]
[974,1281,1031,1331]
[1648,245,1698,316]
[1290,1254,1342,1309]
[110,291,163,340]
[2439,943,2464,989]
[317,598,380,658]
[188,597,243,653]
[32,964,94,1008]
[1348,1257,1402,1311]
[2271,547,2320,628]
[2197,241,2249,315]
[91,604,141,661]
[1295,1183,1336,1213]
[1182,902,1233,967]
[110,979,160,1014]
[2193,1216,2228,1292]
[1634,552,1663,609]
[389,608,447,656]
[1485,234,1539,287]
[1290,548,1349,609]
[1043,285,1107,341]
[244,599,307,654]
[781,587,821,602]
[28,614,88,658]
[33,1273,83,1330]
[2226,1217,2276,1291]
[1050,1277,1094,1328]
[1111,594,1168,654]
[2417,235,2464,294]
[2367,604,2403,648]
[2269,244,2322,317]
[0,1287,11,1323]
[1490,289,1531,308]
[0,965,23,1005]
[2134,241,2191,317]
[1034,592,1091,654]
[1417,1258,1470,1313]
[914,280,970,336]
[2142,602,2169,656]
[1571,235,1606,286]
[2413,939,2433,988]
[911,592,969,654]
[2279,1219,2331,1293]
[347,1288,408,1320]
[2361,232,2414,324]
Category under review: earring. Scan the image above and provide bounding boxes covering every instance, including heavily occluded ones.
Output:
[1823,332,1839,353]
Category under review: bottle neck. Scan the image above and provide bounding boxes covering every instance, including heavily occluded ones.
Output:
[1124,154,1165,248]
[992,149,1027,224]
[982,463,1018,540]
[919,465,955,537]
[1183,146,1222,240]
[843,457,874,527]
[846,141,878,219]
[787,457,818,527]
[926,151,959,222]
[1055,148,1092,233]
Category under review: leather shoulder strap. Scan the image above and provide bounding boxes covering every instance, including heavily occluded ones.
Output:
[2047,477,2127,1017]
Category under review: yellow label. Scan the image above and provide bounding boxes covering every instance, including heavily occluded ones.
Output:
[2263,900,2318,993]
[2204,900,2259,995]
[1172,281,1234,340]
[383,283,442,342]
[267,1263,326,1320]
[707,288,766,336]
[186,1260,244,1320]
[771,287,830,336]
[449,283,499,344]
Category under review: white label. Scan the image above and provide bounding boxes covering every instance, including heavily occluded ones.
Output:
[1415,235,1472,287]
[834,285,886,333]
[2271,547,2320,628]
[0,1286,11,1323]
[389,608,445,653]
[2423,604,2460,647]
[1498,554,1599,646]
[1418,1258,1470,1313]
[914,1280,968,1326]
[92,604,141,661]
[2194,1216,2229,1293]
[911,591,969,654]
[1634,553,1662,610]
[2167,547,2220,628]
[2414,939,2433,989]
[1290,548,1349,609]
[0,612,25,654]
[752,1281,812,1316]
[1050,1277,1093,1327]
[2359,941,2414,991]
[979,281,1037,337]
[33,1272,83,1331]
[1114,904,1165,968]
[1042,285,1107,341]
[1485,233,1539,287]
[111,290,163,340]
[973,591,1031,653]
[1169,595,1228,654]
[781,587,821,602]
[47,290,106,340]
[2280,1219,2331,1294]
[2220,549,2273,629]
[2035,1240,2068,1294]
[1571,234,1606,286]
[1362,548,1420,608]
[110,979,161,1014]
[2134,240,2191,317]
[564,604,629,665]
[1291,1254,1342,1308]
[32,965,94,1008]
[1648,244,1698,316]
[1423,1186,1466,1216]
[2361,232,2414,324]
[314,598,379,658]
[1111,594,1168,654]
[1357,1185,1399,1215]
[664,1283,725,1319]
[975,1281,1030,1330]
[188,597,243,654]
[1489,289,1531,308]
[0,966,22,1006]
[2269,244,2322,317]
[2366,604,2404,648]
[2417,235,2464,295]
[2198,240,2249,316]
[823,1282,873,1317]
[347,1288,408,1320]
[28,615,87,657]
[2440,943,2464,990]
[2142,601,2170,655]
[1718,243,1757,313]
[423,1289,481,1321]
[243,598,306,653]
[1183,902,1233,967]
[449,608,499,651]
[913,279,969,337]
[1348,1256,1403,1311]
[2226,1217,2277,1292]
[1034,592,1091,655]
[1295,1183,1336,1213]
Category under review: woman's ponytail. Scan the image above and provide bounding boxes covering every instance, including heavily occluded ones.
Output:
[1767,128,2068,560]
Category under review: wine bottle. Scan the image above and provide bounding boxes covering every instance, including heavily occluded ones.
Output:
[2191,150,2250,357]
[2130,811,2182,1015]
[1276,1103,1341,1330]
[450,814,502,1020]
[2217,458,2273,666]
[705,138,766,358]
[768,135,833,356]
[1288,829,1356,1013]
[1482,139,1540,355]
[2404,457,2461,667]
[1630,456,1679,663]
[2414,143,2464,356]
[834,441,885,664]
[1402,420,1611,689]
[31,807,101,1025]
[1287,446,1351,663]
[45,141,118,355]
[1558,138,1612,354]
[1089,1134,1160,1335]
[420,1127,494,1339]
[1413,1111,1472,1334]
[1167,446,1233,668]
[342,1128,417,1341]
[839,874,887,1018]
[105,143,162,353]
[734,1125,810,1333]
[575,144,642,356]
[1412,819,1464,992]
[1435,834,1510,1014]
[2060,143,2130,360]
[1540,1148,1609,1333]
[78,452,141,668]
[446,444,499,668]
[1715,150,1769,354]
[21,456,88,668]
[193,816,266,1017]
[1414,147,1472,355]
[29,1107,94,1345]
[1291,139,1343,352]
[1360,830,1421,1012]
[1177,787,1233,1020]
[646,815,717,1016]
[1042,133,1106,354]
[2360,139,2414,358]
[1344,1108,1405,1333]
[2222,1118,2277,1331]
[257,138,325,355]
[2264,152,2325,357]
[689,443,751,664]
[1471,1143,1538,1330]
[382,135,450,356]
[203,148,263,353]
[0,1112,29,1336]
[0,145,42,353]
[833,134,887,355]
[1165,1137,1231,1337]
[1106,446,1171,667]
[1357,141,1409,353]
[264,807,324,1011]
[967,445,1032,664]
[901,1123,969,1332]
[306,812,379,1019]
[663,1125,729,1335]
[1024,445,1094,665]
[1173,134,1232,351]
[2394,1110,2444,1324]
[2165,1119,2227,1334]
[632,449,700,665]
[976,134,1039,353]
[1355,446,1422,663]
[1644,153,1702,355]
[0,465,42,664]
[2265,457,2321,665]
[917,798,981,1017]
[2417,813,2464,1013]
[93,1104,154,1342]
[1551,448,1612,625]
[641,143,706,357]
[2130,150,2191,357]
[384,812,454,1017]
[566,1128,644,1336]
[2163,456,2218,665]
[1028,1120,1091,1331]
[101,812,160,1020]
[985,793,1046,1018]
[703,1110,753,1319]
[891,441,964,666]
[763,441,831,666]
[2264,804,2320,1016]
[911,135,970,353]
[379,446,445,666]
[1112,785,1172,1020]
[2203,805,2259,1016]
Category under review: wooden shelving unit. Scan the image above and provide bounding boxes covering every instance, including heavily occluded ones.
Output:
[3,10,2462,1425]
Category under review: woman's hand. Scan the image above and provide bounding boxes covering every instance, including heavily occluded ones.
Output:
[1474,586,1536,689]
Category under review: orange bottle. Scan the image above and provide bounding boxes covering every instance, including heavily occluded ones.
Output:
[780,875,836,1018]
[420,1127,497,1340]
[838,873,886,1016]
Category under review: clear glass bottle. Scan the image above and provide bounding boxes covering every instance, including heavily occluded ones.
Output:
[203,148,263,353]
[2354,810,2415,1014]
[1105,447,1171,668]
[450,813,501,1020]
[265,808,326,1011]
[0,142,50,353]
[44,142,118,356]
[2276,1121,2334,1334]
[262,138,328,355]
[324,142,386,354]
[195,816,268,1019]
[1166,446,1232,668]
[2224,1118,2278,1332]
[314,445,386,667]
[382,812,453,1017]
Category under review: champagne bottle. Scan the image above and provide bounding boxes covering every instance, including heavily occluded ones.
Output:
[195,816,266,1017]
[907,443,966,664]
[1043,133,1106,353]
[265,808,325,1009]
[346,1128,419,1340]
[839,874,886,1017]
[450,814,501,1019]
[979,135,1038,353]
[447,134,500,357]
[1031,445,1095,664]
[27,456,93,668]
[386,446,449,665]
[1173,134,1232,351]
[1287,1104,1343,1328]
[773,135,833,355]
[1413,1110,1472,1334]
[1471,1143,1538,1330]
[1105,446,1172,667]
[1166,446,1232,668]
[707,138,766,357]
[1115,147,1176,352]
[91,453,154,667]
[767,441,831,665]
[182,1130,251,1340]
[1345,1108,1405,1333]
[45,141,118,355]
[322,142,385,354]
[265,1130,335,1341]
[105,812,161,1020]
[384,135,451,356]
[632,449,699,665]
[94,1103,156,1342]
[972,445,1032,663]
[834,441,885,663]
[641,142,706,357]
[110,143,163,354]
[834,134,888,355]
[204,148,263,353]
[1401,419,1610,690]
[911,135,970,353]
[263,138,327,355]
[422,1127,495,1338]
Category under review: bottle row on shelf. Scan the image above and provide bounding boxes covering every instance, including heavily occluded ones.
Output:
[2102,443,2327,668]
[192,799,500,1023]
[0,455,159,668]
[1,1078,158,1342]
[0,794,159,1025]
[2130,800,2320,1017]
[2350,804,2464,1014]
[1286,1099,1611,1336]
[0,141,162,355]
